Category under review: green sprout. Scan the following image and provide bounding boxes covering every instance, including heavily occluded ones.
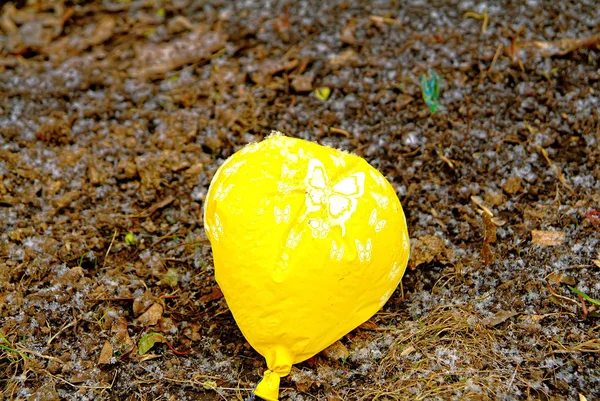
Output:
[568,286,600,306]
[420,71,441,113]
[125,232,136,246]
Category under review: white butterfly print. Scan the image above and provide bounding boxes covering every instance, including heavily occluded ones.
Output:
[211,213,224,241]
[222,160,246,177]
[330,153,346,167]
[355,238,372,262]
[388,261,401,280]
[281,164,297,179]
[215,183,233,201]
[403,234,410,252]
[274,204,290,223]
[369,169,388,188]
[368,208,387,233]
[308,218,330,239]
[371,193,389,209]
[330,240,344,261]
[279,148,299,163]
[278,182,294,194]
[379,288,393,307]
[286,228,302,249]
[304,158,365,236]
[237,143,259,156]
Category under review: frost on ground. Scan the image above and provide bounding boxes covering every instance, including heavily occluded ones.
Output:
[1,0,599,400]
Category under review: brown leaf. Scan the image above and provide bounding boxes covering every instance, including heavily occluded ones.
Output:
[358,320,379,330]
[323,340,350,361]
[137,303,163,326]
[481,242,493,266]
[183,322,202,341]
[517,34,600,57]
[83,16,116,49]
[482,213,497,243]
[97,341,113,365]
[330,48,363,67]
[395,94,414,111]
[112,317,135,355]
[146,195,175,215]
[133,291,156,316]
[130,31,227,77]
[502,176,523,195]
[547,272,576,286]
[531,230,565,246]
[198,287,223,303]
[291,75,314,92]
[52,191,79,209]
[483,310,519,327]
[408,235,453,269]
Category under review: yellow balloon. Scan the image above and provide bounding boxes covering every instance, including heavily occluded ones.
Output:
[203,132,410,401]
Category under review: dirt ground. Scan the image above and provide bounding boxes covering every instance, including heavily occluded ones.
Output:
[1,0,600,400]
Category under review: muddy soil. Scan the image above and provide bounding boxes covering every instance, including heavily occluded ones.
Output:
[1,1,599,400]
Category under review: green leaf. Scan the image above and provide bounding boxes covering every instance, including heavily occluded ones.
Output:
[125,232,136,246]
[138,332,164,355]
[568,286,600,306]
[315,87,331,101]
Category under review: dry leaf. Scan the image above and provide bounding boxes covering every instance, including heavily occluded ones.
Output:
[483,310,519,327]
[112,317,135,355]
[323,340,350,361]
[503,176,522,195]
[198,287,223,303]
[358,321,379,330]
[137,303,164,326]
[531,230,565,246]
[408,235,453,269]
[291,75,314,92]
[133,292,156,316]
[400,345,416,357]
[481,213,497,266]
[547,272,576,286]
[97,340,113,365]
[130,31,227,77]
[517,34,600,57]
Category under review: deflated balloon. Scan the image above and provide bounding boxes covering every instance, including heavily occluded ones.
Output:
[203,132,410,400]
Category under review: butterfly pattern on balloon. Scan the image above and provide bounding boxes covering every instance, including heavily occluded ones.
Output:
[307,217,330,239]
[206,212,224,241]
[330,240,344,262]
[207,142,401,278]
[379,288,394,307]
[388,261,401,280]
[368,208,387,233]
[274,205,291,224]
[286,228,303,249]
[215,183,233,201]
[302,158,365,237]
[355,238,372,263]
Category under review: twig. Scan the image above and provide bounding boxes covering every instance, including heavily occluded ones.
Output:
[488,43,503,73]
[329,127,351,138]
[537,145,574,194]
[102,228,118,269]
[47,319,77,346]
[546,284,579,306]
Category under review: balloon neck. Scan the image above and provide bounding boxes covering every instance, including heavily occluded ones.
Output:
[253,346,293,401]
